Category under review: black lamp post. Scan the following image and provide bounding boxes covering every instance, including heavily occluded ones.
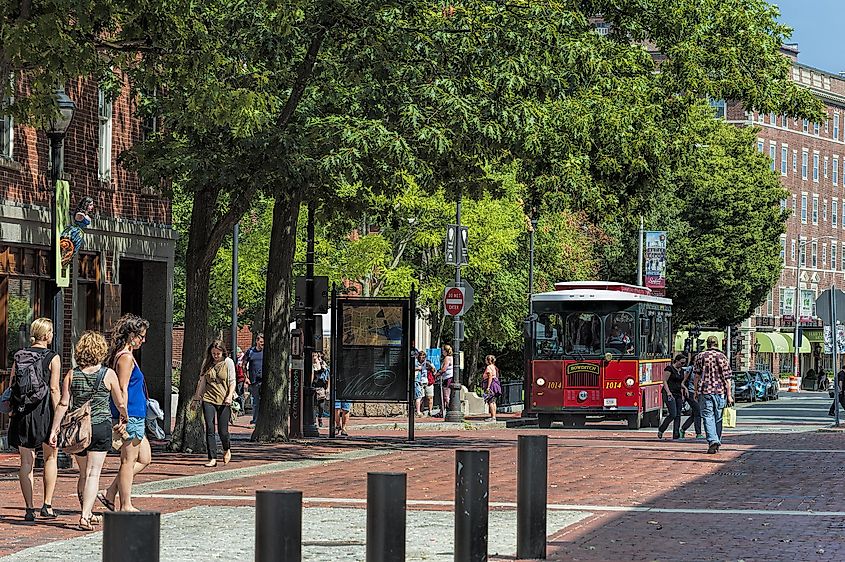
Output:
[46,87,75,360]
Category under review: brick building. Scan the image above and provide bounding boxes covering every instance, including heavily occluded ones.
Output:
[731,45,845,378]
[0,76,176,436]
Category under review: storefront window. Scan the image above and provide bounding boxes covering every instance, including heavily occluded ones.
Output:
[4,278,37,367]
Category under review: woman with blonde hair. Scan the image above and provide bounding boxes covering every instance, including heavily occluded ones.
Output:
[192,340,236,467]
[49,331,127,530]
[439,345,454,414]
[482,354,502,422]
[98,314,151,512]
[7,318,62,521]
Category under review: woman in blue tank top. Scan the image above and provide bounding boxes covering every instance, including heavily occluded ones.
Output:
[97,314,152,512]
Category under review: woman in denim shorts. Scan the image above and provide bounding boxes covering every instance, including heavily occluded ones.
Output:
[98,314,152,512]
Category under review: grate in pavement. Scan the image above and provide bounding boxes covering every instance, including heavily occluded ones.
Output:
[715,471,748,477]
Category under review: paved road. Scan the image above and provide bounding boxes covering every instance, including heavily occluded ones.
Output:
[735,391,839,431]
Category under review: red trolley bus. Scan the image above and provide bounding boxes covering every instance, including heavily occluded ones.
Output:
[525,282,672,429]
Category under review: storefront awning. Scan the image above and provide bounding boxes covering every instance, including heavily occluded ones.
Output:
[780,332,812,354]
[802,329,824,343]
[755,332,790,354]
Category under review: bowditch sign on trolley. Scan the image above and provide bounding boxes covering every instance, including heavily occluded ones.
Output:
[330,288,417,440]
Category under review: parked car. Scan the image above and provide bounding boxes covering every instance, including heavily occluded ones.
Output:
[734,371,768,402]
[754,370,779,400]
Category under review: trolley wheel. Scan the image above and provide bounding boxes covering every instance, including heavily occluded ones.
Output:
[627,413,642,430]
[643,410,660,428]
[538,414,553,429]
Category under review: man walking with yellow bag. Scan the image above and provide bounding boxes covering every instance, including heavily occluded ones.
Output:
[693,336,734,454]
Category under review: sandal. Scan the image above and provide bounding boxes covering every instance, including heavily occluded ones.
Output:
[90,513,102,525]
[204,459,217,468]
[40,504,58,519]
[78,516,95,531]
[97,491,116,511]
[24,508,36,522]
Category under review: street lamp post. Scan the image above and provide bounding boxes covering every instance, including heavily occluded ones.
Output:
[793,238,804,386]
[445,186,465,423]
[46,88,76,360]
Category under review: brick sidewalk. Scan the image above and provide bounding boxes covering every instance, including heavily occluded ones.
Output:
[1,423,843,561]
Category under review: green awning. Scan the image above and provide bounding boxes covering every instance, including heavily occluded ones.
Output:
[802,329,824,343]
[781,332,812,354]
[755,332,790,354]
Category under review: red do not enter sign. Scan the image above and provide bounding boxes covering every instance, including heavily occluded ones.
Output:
[444,287,465,316]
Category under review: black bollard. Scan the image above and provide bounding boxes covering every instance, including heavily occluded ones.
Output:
[366,472,406,562]
[103,511,160,562]
[255,490,302,562]
[517,434,548,559]
[454,449,489,562]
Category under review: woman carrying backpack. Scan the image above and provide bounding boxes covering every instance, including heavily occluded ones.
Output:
[7,318,62,521]
[49,331,128,530]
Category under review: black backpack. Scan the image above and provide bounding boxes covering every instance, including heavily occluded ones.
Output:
[11,348,50,412]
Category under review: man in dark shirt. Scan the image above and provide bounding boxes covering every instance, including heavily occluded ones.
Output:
[657,354,687,439]
[242,333,264,427]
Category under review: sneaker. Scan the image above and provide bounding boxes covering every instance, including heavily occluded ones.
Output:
[318,419,323,427]
[657,431,664,439]
[696,434,705,439]
[677,434,685,440]
[706,442,720,454]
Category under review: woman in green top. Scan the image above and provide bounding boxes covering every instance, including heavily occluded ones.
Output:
[49,331,127,531]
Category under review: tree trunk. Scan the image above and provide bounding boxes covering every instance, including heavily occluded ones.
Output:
[253,192,302,441]
[170,185,219,453]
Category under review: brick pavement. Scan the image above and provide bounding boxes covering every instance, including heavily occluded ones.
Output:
[1,421,843,561]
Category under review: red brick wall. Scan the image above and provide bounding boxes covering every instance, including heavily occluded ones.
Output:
[0,74,170,225]
[171,324,254,368]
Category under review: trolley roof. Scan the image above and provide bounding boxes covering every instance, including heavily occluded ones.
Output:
[534,282,672,306]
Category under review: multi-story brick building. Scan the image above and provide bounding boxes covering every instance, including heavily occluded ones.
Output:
[0,75,176,437]
[732,44,845,378]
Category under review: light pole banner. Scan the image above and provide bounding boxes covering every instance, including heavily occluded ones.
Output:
[644,231,667,292]
[54,180,71,288]
[823,323,845,355]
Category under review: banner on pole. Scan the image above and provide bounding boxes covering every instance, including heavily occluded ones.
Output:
[644,231,667,293]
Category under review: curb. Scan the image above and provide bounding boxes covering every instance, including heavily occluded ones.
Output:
[351,421,507,431]
[818,425,845,432]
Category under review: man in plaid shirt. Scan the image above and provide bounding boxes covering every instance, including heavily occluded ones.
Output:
[693,336,734,454]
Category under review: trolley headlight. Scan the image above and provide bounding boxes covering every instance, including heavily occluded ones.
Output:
[536,377,546,387]
[625,377,635,388]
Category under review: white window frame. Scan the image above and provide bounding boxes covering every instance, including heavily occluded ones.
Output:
[781,145,788,176]
[793,149,798,175]
[757,139,764,153]
[780,237,787,265]
[791,239,796,262]
[833,242,838,272]
[812,241,818,268]
[803,118,809,132]
[770,142,777,172]
[823,244,828,269]
[802,150,809,180]
[824,199,828,222]
[825,156,829,179]
[834,156,839,186]
[801,193,808,223]
[813,195,819,225]
[835,113,840,140]
[792,194,797,216]
[815,122,820,135]
[0,86,12,160]
[813,152,820,182]
[834,199,839,227]
[98,88,113,181]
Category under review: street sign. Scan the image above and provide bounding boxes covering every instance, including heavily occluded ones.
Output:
[445,280,474,316]
[445,286,465,316]
[445,224,458,265]
[295,275,329,314]
[458,226,468,265]
[815,288,845,324]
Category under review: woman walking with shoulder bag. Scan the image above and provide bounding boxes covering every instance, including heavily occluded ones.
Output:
[483,355,502,422]
[7,318,62,521]
[192,340,236,467]
[49,331,127,530]
[98,314,152,513]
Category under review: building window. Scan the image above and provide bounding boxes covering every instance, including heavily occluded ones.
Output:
[835,157,839,185]
[759,112,765,124]
[823,244,828,268]
[812,241,818,268]
[770,112,777,125]
[800,240,807,266]
[801,194,808,223]
[770,143,776,172]
[803,118,809,132]
[802,150,809,179]
[813,152,820,182]
[813,195,819,224]
[757,139,764,153]
[833,242,838,271]
[834,200,839,227]
[766,291,774,316]
[814,122,820,135]
[835,113,840,140]
[781,145,788,175]
[824,199,828,222]
[98,88,113,181]
[0,88,12,160]
[780,237,787,265]
[783,114,789,130]
[825,157,829,179]
[710,99,726,119]
[791,239,796,262]
[793,150,798,174]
